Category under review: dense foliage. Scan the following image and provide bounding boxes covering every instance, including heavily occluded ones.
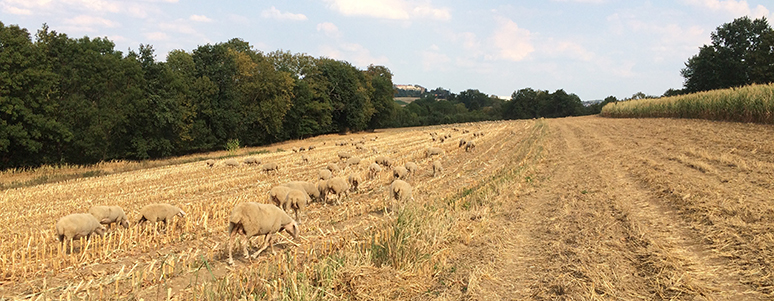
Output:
[680,17,774,94]
[0,22,597,170]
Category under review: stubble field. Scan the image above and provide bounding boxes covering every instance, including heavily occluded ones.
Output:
[1,116,774,300]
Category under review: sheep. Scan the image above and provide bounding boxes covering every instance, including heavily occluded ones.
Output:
[282,181,321,202]
[225,159,240,167]
[301,154,309,164]
[327,162,341,174]
[405,162,418,176]
[227,202,299,265]
[308,145,316,150]
[465,140,476,152]
[426,147,444,158]
[284,189,309,223]
[319,169,333,180]
[137,204,186,227]
[89,205,129,229]
[244,157,261,165]
[316,179,329,202]
[459,138,467,148]
[268,186,294,207]
[291,147,299,153]
[348,173,362,192]
[393,166,409,180]
[205,159,216,167]
[390,179,413,202]
[56,213,106,252]
[345,157,361,168]
[261,162,279,173]
[375,156,393,167]
[371,146,379,154]
[432,160,443,177]
[325,177,350,204]
[337,150,352,161]
[298,146,306,152]
[368,162,382,179]
[355,143,365,150]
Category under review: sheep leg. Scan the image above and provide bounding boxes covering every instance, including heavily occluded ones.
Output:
[228,229,237,265]
[251,234,271,258]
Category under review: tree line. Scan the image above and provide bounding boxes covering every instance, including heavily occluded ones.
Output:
[0,22,601,170]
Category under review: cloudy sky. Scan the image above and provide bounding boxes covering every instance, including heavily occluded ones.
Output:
[1,0,772,100]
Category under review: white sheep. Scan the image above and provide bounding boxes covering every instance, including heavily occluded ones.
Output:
[308,145,316,150]
[368,163,382,179]
[316,179,329,202]
[465,140,476,152]
[426,147,443,158]
[459,138,467,148]
[269,186,294,207]
[225,159,240,167]
[390,179,413,202]
[371,146,379,154]
[404,162,418,176]
[319,169,333,180]
[432,160,443,177]
[325,177,350,204]
[244,157,261,165]
[327,162,341,174]
[261,162,279,173]
[301,154,309,164]
[137,204,186,227]
[227,202,299,265]
[345,157,361,168]
[375,156,393,167]
[282,181,321,202]
[348,173,362,192]
[284,189,309,223]
[393,166,409,180]
[89,205,129,228]
[292,147,299,153]
[205,159,216,167]
[337,150,352,161]
[56,213,106,252]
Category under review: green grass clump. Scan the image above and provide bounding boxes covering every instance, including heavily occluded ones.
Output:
[600,84,774,123]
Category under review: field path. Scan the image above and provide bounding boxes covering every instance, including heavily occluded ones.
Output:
[460,116,772,300]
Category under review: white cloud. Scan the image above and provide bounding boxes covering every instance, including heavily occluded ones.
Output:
[159,21,198,35]
[261,6,307,21]
[1,4,32,15]
[319,42,389,67]
[189,14,213,22]
[421,48,451,71]
[683,0,770,18]
[64,15,120,28]
[145,32,169,41]
[317,22,341,38]
[323,0,450,20]
[491,17,534,62]
[551,0,607,3]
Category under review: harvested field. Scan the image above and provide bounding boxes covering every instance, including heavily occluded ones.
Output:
[1,116,774,300]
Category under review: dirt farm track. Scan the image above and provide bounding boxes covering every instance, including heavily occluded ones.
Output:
[2,116,774,300]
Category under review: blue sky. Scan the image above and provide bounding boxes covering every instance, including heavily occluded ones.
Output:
[1,0,772,101]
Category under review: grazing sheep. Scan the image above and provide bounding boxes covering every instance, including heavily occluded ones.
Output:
[348,173,362,191]
[292,147,299,153]
[368,163,382,179]
[227,202,299,265]
[390,179,413,202]
[393,166,409,180]
[284,189,309,222]
[282,181,321,202]
[205,159,216,167]
[316,179,329,202]
[432,160,443,177]
[337,151,352,161]
[301,154,309,164]
[375,156,393,167]
[459,138,467,148]
[225,159,240,167]
[371,146,379,154]
[465,140,476,152]
[327,162,341,174]
[308,145,316,150]
[244,157,261,165]
[56,213,106,252]
[405,162,418,175]
[319,169,333,180]
[269,186,294,207]
[138,204,186,227]
[298,146,306,152]
[355,143,365,151]
[346,157,361,167]
[261,162,279,173]
[426,147,443,158]
[89,205,129,228]
[325,177,350,204]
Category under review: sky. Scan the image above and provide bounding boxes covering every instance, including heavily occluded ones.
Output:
[1,0,773,101]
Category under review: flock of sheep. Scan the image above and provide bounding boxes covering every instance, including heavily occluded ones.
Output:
[53,127,479,266]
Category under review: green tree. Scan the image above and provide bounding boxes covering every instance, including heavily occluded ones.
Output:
[365,65,395,130]
[682,17,774,92]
